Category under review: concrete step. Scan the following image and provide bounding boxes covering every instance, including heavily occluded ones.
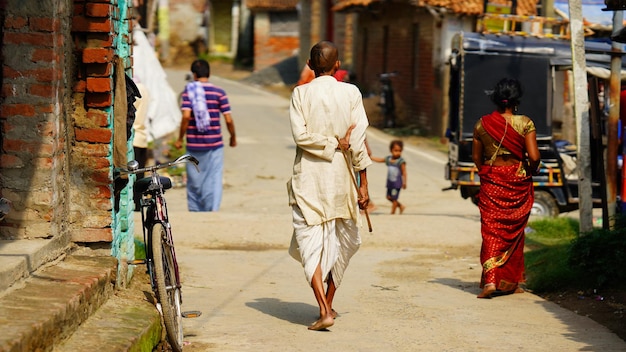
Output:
[54,270,162,352]
[0,254,117,351]
[0,237,70,292]
[0,254,162,352]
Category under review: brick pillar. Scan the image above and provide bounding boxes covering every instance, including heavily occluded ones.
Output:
[1,1,72,241]
[71,0,135,286]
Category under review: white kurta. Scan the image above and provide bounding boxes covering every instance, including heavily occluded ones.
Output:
[287,75,372,286]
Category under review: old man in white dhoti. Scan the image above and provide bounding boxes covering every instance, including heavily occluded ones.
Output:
[287,41,372,331]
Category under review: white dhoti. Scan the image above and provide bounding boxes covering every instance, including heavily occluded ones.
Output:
[289,205,361,288]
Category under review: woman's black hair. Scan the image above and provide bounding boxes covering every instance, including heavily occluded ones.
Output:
[490,78,523,111]
[191,59,211,78]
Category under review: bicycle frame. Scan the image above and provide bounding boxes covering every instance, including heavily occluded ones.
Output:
[116,154,200,351]
[138,173,181,293]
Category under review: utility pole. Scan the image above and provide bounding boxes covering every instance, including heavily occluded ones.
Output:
[568,0,594,234]
[606,11,624,229]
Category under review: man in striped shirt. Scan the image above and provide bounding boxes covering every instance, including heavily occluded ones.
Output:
[175,59,237,211]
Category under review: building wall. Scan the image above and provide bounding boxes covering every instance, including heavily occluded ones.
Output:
[356,4,441,134]
[1,0,136,285]
[252,12,299,71]
[2,0,73,240]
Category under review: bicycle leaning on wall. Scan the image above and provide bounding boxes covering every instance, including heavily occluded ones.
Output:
[118,154,200,352]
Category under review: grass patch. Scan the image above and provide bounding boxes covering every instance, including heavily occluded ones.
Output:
[524,215,626,292]
[524,218,580,292]
[135,237,146,260]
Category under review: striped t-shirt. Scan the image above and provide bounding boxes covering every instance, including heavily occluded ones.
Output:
[181,82,231,151]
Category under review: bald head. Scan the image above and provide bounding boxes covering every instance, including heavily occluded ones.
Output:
[308,41,339,77]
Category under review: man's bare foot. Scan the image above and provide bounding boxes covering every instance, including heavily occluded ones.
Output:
[308,316,334,331]
[477,284,496,299]
[317,309,338,320]
[399,204,405,214]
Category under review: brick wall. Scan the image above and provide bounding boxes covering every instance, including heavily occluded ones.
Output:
[356,4,441,134]
[1,1,72,240]
[252,12,299,71]
[71,0,136,284]
[2,0,136,285]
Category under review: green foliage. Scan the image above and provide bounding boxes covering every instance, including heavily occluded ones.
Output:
[165,138,186,176]
[135,237,146,260]
[525,215,626,292]
[568,215,626,287]
[524,218,579,292]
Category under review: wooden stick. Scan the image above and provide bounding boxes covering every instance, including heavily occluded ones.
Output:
[336,137,373,232]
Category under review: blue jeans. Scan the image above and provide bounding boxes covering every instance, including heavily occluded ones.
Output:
[186,148,224,211]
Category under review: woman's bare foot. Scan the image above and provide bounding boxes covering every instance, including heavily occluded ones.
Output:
[308,315,334,331]
[399,204,405,214]
[477,284,496,299]
[514,287,525,294]
[331,309,338,319]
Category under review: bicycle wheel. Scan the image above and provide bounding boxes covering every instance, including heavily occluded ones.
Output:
[151,222,184,352]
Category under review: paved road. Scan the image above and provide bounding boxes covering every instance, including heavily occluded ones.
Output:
[144,70,626,351]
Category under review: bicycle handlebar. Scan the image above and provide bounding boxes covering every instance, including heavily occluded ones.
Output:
[116,154,200,177]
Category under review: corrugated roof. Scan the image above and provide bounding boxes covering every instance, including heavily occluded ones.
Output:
[414,0,538,15]
[247,0,299,10]
[333,0,539,16]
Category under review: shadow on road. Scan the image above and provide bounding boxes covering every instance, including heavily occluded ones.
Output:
[429,277,478,295]
[246,297,318,327]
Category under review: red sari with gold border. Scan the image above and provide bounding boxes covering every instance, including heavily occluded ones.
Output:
[478,164,533,291]
[477,111,533,292]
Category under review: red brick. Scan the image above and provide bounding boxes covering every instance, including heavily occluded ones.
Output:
[95,185,112,198]
[86,92,112,107]
[87,109,110,127]
[72,228,113,242]
[86,77,112,93]
[3,32,57,47]
[2,66,20,79]
[3,140,54,155]
[75,127,112,143]
[32,48,60,63]
[25,68,59,82]
[30,84,56,98]
[1,104,36,118]
[37,104,56,114]
[73,80,87,93]
[72,16,113,33]
[91,169,112,184]
[2,84,18,98]
[30,18,60,32]
[4,16,27,30]
[86,3,113,18]
[88,157,111,169]
[1,154,25,168]
[76,143,110,157]
[83,47,114,63]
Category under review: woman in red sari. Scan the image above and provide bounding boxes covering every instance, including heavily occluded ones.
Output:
[472,78,541,299]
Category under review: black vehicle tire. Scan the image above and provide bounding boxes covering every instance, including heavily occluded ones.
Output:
[531,190,559,218]
[151,223,184,352]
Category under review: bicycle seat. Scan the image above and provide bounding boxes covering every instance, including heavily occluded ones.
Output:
[135,176,173,194]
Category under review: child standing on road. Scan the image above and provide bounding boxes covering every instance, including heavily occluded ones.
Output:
[371,140,407,214]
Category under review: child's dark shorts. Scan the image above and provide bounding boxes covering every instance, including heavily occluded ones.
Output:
[387,188,401,201]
